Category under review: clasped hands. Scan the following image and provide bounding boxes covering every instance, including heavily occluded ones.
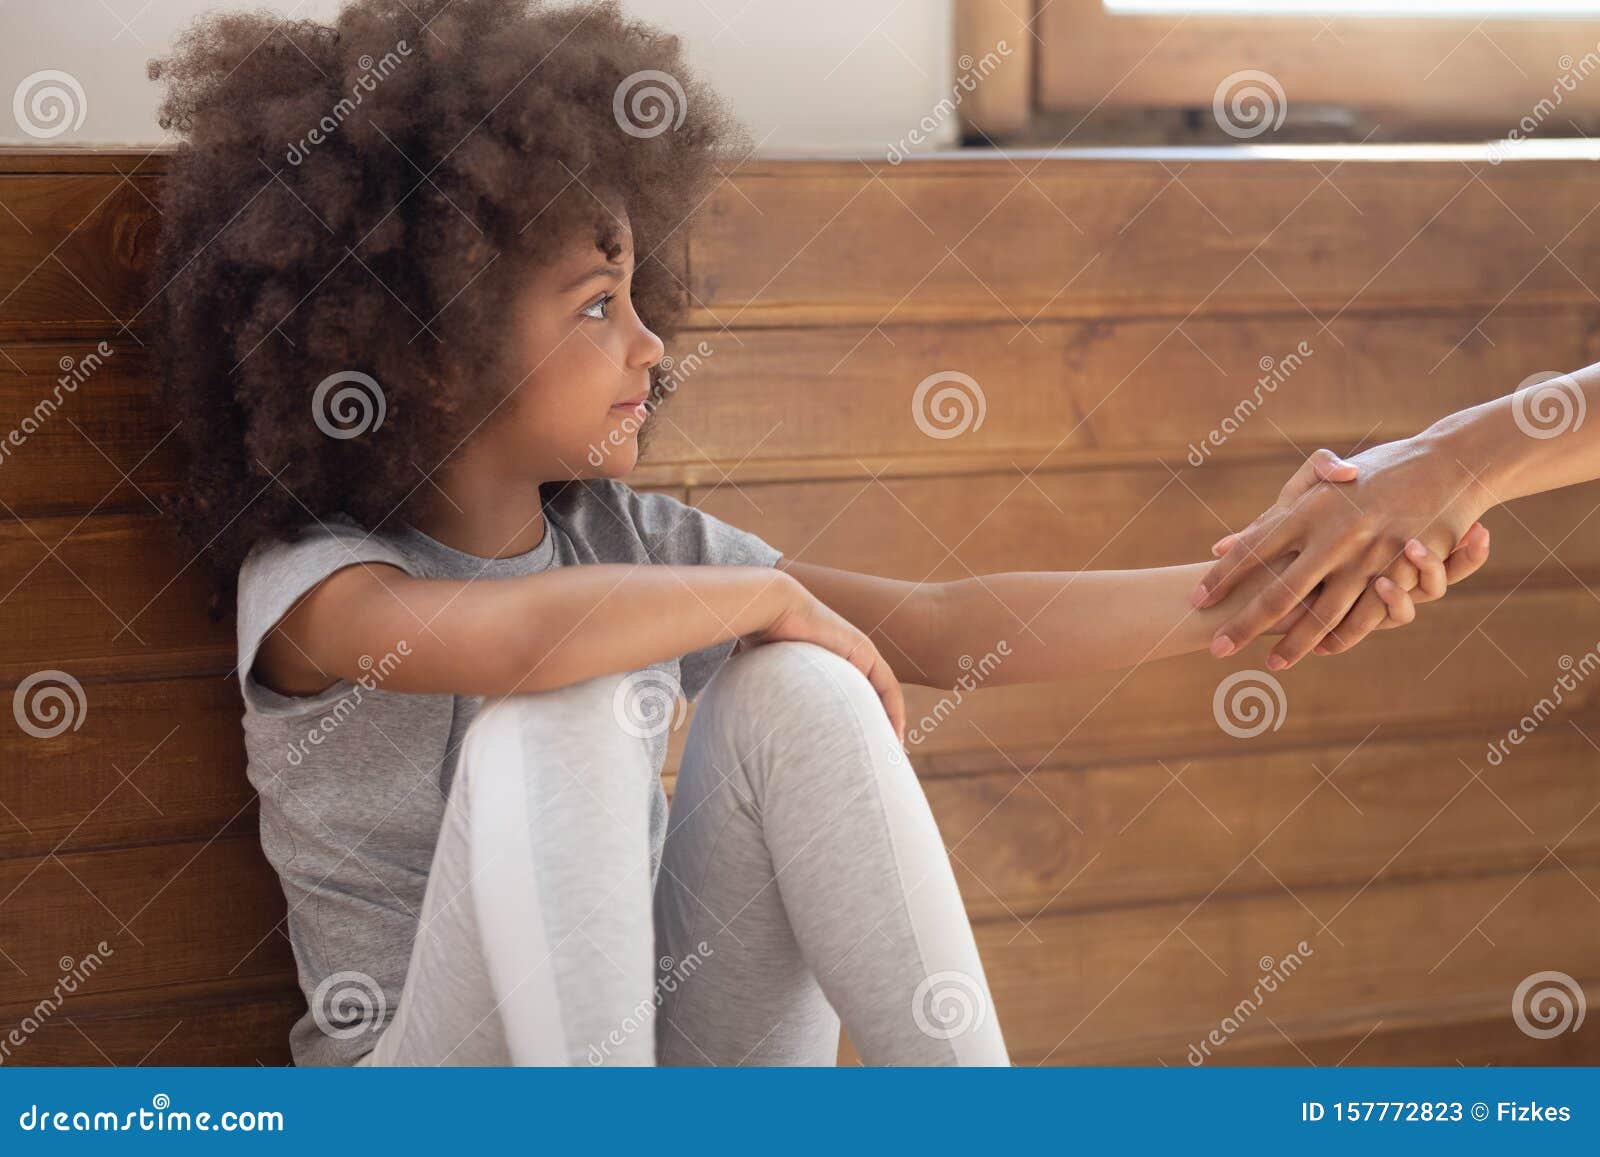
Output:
[1189,439,1496,669]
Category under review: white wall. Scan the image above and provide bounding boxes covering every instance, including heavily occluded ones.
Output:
[0,0,957,152]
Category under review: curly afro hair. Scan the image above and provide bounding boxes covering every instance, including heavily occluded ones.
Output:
[145,0,747,619]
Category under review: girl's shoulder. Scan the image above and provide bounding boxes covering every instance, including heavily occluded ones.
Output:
[551,477,782,571]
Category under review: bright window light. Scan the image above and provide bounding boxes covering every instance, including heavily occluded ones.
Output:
[1105,1,1600,15]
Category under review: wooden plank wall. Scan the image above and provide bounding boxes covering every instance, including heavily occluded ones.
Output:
[2,147,1598,1066]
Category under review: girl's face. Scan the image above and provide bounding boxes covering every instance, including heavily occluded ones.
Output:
[492,217,665,482]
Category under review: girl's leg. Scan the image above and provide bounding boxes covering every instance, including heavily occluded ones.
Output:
[654,640,1010,1066]
[358,670,660,1066]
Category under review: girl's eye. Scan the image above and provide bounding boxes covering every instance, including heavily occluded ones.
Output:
[581,292,615,321]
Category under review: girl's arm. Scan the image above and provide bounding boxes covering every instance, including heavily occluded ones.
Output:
[259,562,794,699]
[930,563,1269,686]
[780,548,1464,691]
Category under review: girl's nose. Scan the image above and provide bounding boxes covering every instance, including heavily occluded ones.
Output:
[631,321,665,369]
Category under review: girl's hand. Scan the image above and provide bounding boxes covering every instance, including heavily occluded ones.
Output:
[1315,521,1491,655]
[732,575,906,743]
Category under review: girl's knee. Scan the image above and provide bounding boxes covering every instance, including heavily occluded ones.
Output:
[696,641,900,772]
[455,667,662,818]
[707,640,882,720]
[462,668,650,764]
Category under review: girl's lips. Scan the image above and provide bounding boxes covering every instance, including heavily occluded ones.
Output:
[610,398,648,418]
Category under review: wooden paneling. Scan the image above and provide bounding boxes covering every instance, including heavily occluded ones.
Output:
[4,147,1600,1067]
[10,983,301,1066]
[980,861,1600,1066]
[0,675,254,861]
[0,170,161,338]
[686,156,1600,324]
[0,836,293,1010]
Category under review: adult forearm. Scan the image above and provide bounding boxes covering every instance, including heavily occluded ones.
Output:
[1427,360,1600,509]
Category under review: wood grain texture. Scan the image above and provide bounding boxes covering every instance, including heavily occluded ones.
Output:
[3,148,1598,1066]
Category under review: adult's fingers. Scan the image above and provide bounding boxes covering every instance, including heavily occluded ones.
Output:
[1210,549,1331,656]
[1319,532,1485,655]
[1269,572,1368,669]
[1444,522,1491,584]
[1315,587,1390,654]
[1210,451,1357,558]
[1198,449,1358,592]
[1280,447,1360,502]
[1192,510,1299,610]
[1404,538,1447,601]
[1372,575,1416,626]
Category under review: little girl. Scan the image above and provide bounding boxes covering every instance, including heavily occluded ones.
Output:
[146,0,1481,1067]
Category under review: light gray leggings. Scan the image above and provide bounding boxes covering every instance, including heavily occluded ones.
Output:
[354,639,1009,1066]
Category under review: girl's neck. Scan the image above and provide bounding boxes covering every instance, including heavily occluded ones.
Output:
[406,461,551,561]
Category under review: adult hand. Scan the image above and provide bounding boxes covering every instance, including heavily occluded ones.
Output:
[1192,441,1495,668]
